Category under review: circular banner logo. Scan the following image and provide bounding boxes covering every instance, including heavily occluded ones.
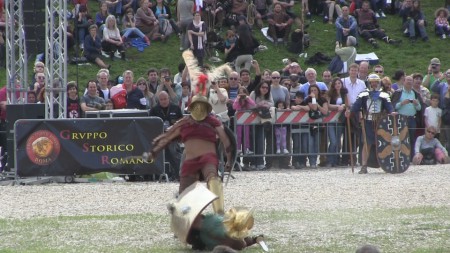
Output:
[26,130,61,166]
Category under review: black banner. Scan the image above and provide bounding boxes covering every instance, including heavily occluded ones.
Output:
[15,118,164,177]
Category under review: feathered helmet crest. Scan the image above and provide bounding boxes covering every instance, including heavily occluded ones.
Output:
[182,50,232,121]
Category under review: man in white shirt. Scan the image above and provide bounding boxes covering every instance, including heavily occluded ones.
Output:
[342,63,367,106]
[341,63,366,166]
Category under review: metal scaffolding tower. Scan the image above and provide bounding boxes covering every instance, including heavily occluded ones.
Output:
[5,0,27,104]
[45,0,68,119]
[6,0,67,119]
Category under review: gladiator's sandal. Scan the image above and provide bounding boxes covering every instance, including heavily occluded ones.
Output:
[358,165,368,174]
[208,177,224,215]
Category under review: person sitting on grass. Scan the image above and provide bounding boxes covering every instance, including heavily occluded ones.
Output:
[121,8,151,45]
[83,24,110,69]
[267,3,293,46]
[102,15,126,61]
[434,7,450,39]
[413,126,450,165]
[354,1,401,48]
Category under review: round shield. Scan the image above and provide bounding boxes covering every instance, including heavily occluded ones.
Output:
[376,114,411,173]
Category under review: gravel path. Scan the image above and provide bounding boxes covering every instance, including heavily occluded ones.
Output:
[1,164,449,219]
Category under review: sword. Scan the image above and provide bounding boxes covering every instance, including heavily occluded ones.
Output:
[255,236,269,252]
[360,114,369,168]
[346,112,354,173]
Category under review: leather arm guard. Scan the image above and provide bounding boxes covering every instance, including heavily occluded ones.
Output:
[151,116,189,158]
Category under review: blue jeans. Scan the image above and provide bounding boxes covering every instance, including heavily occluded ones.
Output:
[78,28,86,45]
[122,27,146,39]
[407,19,428,39]
[293,127,309,166]
[308,130,319,166]
[370,0,386,12]
[108,2,122,15]
[336,28,358,44]
[328,123,344,165]
[436,26,450,36]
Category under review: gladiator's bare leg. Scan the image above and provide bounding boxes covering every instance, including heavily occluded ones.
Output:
[179,173,200,194]
[359,145,371,174]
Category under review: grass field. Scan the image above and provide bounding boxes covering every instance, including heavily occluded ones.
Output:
[1,167,449,253]
[1,207,449,252]
[0,1,447,91]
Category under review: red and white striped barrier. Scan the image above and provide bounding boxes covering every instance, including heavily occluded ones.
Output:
[276,110,342,124]
[235,110,343,125]
[235,111,261,125]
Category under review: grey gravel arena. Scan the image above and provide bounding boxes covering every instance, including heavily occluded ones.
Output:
[1,164,449,252]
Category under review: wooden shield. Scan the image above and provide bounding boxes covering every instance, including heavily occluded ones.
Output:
[376,114,411,173]
[218,125,238,174]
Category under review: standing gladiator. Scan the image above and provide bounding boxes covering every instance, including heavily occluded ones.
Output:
[346,73,394,174]
[146,51,233,214]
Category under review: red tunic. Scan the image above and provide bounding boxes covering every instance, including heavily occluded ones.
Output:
[180,115,221,143]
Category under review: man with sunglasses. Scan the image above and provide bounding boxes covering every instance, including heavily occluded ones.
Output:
[226,72,240,120]
[372,65,384,77]
[412,126,450,165]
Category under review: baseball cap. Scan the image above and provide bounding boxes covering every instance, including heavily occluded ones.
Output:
[430,58,441,65]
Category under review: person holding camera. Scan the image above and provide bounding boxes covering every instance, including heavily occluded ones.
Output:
[391,75,423,161]
[156,69,182,105]
[422,58,443,90]
[209,80,229,123]
[233,87,256,155]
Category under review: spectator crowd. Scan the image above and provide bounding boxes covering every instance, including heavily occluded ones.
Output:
[4,0,450,173]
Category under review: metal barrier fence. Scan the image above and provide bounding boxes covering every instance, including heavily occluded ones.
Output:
[232,109,450,169]
[233,109,359,168]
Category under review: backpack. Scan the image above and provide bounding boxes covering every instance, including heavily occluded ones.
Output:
[111,84,127,109]
[328,55,344,74]
[159,18,173,36]
[288,30,309,54]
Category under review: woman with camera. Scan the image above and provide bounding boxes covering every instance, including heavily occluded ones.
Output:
[102,15,126,60]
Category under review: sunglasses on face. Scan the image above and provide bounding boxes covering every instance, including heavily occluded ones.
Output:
[375,70,383,73]
[229,77,238,80]
[272,76,280,79]
[37,76,45,79]
[138,82,146,85]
